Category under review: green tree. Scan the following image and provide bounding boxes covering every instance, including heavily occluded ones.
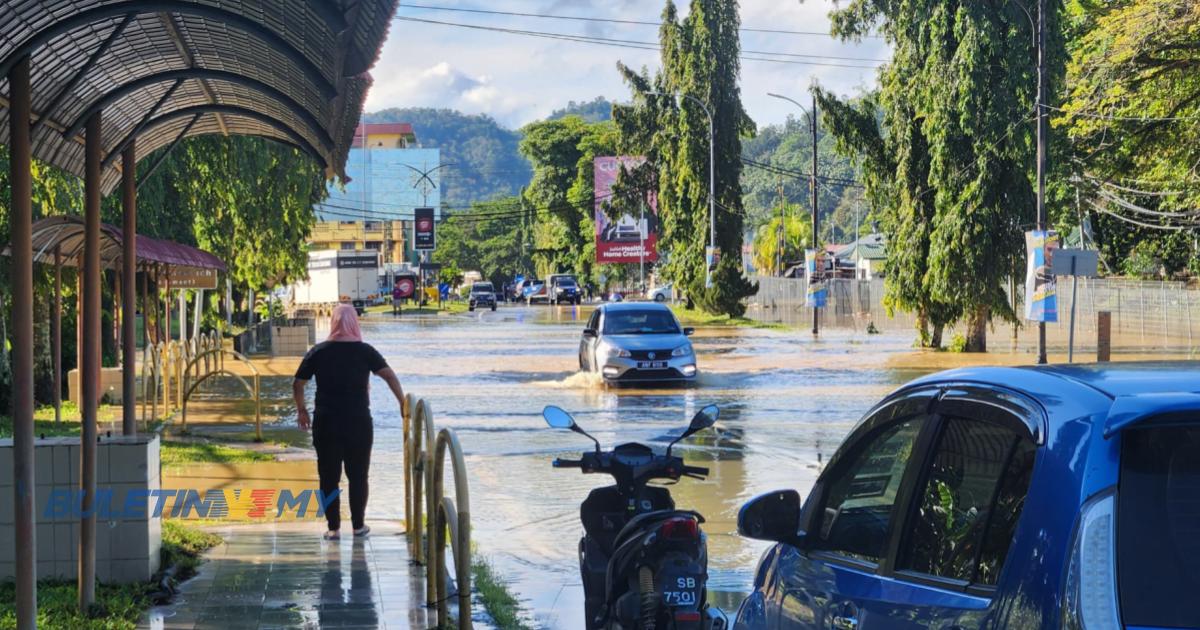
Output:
[751,211,810,275]
[1060,0,1200,276]
[158,137,325,292]
[819,1,1058,350]
[519,116,619,282]
[614,0,757,316]
[433,197,536,289]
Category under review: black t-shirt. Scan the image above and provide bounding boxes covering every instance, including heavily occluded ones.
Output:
[294,341,389,419]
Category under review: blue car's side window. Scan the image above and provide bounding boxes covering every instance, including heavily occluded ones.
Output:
[898,415,1036,586]
[808,418,926,564]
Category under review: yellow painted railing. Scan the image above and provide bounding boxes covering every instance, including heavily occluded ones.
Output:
[180,348,262,440]
[404,395,472,629]
[140,332,223,425]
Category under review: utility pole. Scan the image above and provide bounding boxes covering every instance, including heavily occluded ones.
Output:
[767,92,821,335]
[811,94,820,336]
[1036,0,1049,364]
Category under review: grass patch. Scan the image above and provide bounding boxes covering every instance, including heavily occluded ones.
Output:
[0,522,221,629]
[161,521,222,580]
[160,441,273,466]
[471,557,532,630]
[0,580,153,629]
[669,305,786,330]
[207,428,312,449]
[1,404,125,439]
[364,301,470,316]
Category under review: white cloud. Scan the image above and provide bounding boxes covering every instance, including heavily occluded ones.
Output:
[365,0,890,128]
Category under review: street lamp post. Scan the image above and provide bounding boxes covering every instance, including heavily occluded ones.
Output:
[646,90,715,290]
[768,91,820,335]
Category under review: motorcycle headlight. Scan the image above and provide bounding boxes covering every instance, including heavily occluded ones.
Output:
[672,344,692,357]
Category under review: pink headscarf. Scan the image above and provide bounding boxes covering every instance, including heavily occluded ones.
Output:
[327,303,363,342]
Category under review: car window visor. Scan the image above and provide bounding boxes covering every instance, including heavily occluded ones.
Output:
[1103,392,1200,438]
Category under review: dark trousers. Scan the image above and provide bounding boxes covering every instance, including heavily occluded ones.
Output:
[313,417,373,531]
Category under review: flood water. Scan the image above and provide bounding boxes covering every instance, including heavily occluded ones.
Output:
[349,305,937,628]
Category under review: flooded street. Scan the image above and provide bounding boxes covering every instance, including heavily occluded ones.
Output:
[351,305,937,628]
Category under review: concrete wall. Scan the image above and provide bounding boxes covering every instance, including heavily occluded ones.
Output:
[67,367,126,405]
[0,435,162,583]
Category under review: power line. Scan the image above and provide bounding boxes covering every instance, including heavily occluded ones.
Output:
[397,3,886,39]
[393,16,883,69]
[1043,103,1200,123]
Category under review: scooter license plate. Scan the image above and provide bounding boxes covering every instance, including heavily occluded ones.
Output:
[638,361,668,369]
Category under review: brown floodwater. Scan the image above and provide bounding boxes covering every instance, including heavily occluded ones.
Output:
[349,305,947,628]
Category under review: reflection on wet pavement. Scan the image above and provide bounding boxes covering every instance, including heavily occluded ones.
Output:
[140,522,430,629]
[340,306,937,628]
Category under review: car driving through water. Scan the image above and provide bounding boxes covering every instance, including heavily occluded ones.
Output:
[579,302,697,385]
[734,362,1200,630]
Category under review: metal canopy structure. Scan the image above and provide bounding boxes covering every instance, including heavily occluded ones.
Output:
[0,0,396,193]
[16,215,227,270]
[2,2,399,626]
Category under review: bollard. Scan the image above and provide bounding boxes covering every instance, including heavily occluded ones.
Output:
[1097,311,1111,362]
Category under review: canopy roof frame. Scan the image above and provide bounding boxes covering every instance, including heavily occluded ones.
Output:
[0,0,398,193]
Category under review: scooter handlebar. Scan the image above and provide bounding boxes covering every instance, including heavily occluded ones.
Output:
[552,458,584,469]
[681,464,709,477]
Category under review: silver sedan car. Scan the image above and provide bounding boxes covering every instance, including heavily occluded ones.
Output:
[578,303,698,384]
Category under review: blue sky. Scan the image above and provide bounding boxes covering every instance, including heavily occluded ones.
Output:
[365,1,890,129]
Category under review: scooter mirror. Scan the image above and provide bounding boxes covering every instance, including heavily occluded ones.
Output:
[543,406,577,430]
[667,404,720,458]
[689,405,720,433]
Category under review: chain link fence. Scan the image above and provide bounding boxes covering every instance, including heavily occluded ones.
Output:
[749,275,1200,356]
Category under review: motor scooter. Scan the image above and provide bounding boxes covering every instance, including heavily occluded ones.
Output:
[543,404,729,630]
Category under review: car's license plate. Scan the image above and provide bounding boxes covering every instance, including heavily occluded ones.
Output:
[638,361,668,369]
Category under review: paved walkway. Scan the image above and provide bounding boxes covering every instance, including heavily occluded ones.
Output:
[140,521,434,629]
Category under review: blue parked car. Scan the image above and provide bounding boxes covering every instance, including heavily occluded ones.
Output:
[735,363,1200,630]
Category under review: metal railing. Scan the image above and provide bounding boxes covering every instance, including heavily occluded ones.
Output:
[404,394,473,629]
[140,332,223,425]
[750,274,1200,354]
[179,347,262,440]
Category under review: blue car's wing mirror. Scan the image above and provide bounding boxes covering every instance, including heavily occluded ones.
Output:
[738,489,805,547]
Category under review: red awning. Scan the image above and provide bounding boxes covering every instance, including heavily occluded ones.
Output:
[6,215,226,272]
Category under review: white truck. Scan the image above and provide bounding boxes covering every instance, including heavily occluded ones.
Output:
[292,250,380,314]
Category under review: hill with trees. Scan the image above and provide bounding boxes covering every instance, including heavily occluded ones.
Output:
[366,107,532,208]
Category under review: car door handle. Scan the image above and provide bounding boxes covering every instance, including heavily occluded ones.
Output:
[831,615,859,629]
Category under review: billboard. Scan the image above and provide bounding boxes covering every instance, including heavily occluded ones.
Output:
[1024,230,1059,322]
[594,156,658,264]
[414,207,436,250]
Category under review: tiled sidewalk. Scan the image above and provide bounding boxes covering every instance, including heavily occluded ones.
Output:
[140,521,433,629]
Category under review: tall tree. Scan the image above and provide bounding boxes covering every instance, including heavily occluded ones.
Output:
[140,136,326,291]
[614,0,757,316]
[819,0,1057,350]
[519,116,619,282]
[1061,0,1200,276]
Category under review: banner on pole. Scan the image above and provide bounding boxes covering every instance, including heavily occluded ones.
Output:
[414,207,436,250]
[804,249,828,308]
[594,156,658,264]
[1024,230,1059,322]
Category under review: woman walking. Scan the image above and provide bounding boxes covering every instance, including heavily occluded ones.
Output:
[292,303,405,539]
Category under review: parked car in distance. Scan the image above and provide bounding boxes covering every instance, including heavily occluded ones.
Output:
[647,283,673,303]
[579,303,697,385]
[468,281,497,312]
[549,273,582,305]
[734,362,1200,630]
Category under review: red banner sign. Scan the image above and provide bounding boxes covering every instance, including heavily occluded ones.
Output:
[594,156,658,265]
